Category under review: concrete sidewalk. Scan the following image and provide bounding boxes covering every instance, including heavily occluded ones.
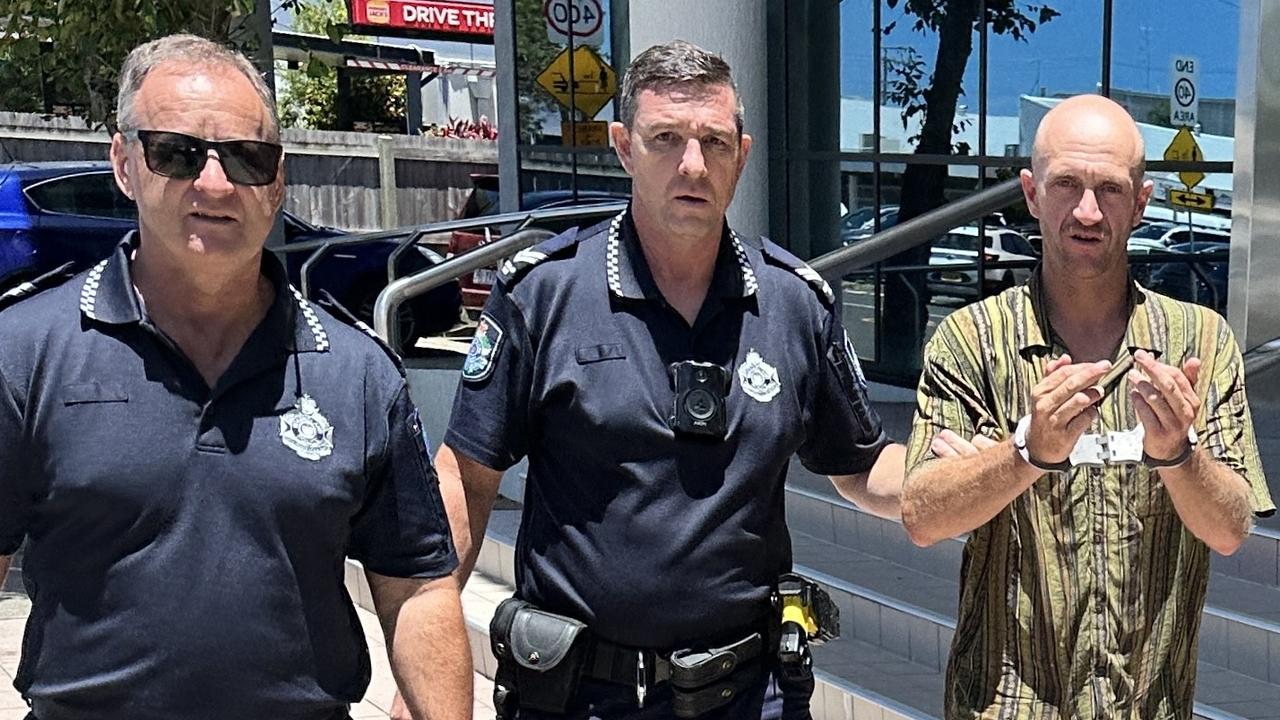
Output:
[0,591,495,719]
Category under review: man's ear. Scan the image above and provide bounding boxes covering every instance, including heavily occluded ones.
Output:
[1019,168,1040,219]
[1133,178,1154,226]
[737,133,752,173]
[610,122,634,175]
[268,151,287,213]
[110,133,135,200]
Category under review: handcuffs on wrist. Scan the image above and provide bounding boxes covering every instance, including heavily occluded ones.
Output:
[1012,414,1198,473]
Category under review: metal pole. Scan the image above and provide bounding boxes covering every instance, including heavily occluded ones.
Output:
[978,0,988,163]
[406,72,423,135]
[567,17,579,201]
[1102,0,1113,96]
[376,135,399,230]
[495,0,521,214]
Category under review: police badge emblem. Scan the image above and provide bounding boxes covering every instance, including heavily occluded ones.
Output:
[462,313,504,382]
[737,349,781,402]
[279,394,334,461]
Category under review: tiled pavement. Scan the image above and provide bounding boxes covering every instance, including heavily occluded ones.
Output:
[0,589,497,720]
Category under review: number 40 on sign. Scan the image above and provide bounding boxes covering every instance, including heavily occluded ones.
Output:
[544,0,605,47]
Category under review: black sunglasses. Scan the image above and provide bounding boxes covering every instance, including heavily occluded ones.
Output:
[125,129,282,186]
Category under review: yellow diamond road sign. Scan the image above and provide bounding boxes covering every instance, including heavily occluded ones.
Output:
[1163,126,1205,190]
[536,46,617,119]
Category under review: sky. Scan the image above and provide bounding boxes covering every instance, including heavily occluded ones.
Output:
[270,0,1242,120]
[840,0,1243,116]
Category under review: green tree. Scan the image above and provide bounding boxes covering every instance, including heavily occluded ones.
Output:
[0,0,258,126]
[276,0,406,131]
[880,0,1059,372]
[1145,100,1175,129]
[515,0,565,142]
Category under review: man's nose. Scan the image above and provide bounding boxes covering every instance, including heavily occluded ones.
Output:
[678,139,708,178]
[1073,188,1103,225]
[193,150,235,195]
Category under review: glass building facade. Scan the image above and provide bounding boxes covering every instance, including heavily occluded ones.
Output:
[500,0,1241,385]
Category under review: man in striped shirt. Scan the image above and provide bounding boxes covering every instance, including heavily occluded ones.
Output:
[901,95,1275,718]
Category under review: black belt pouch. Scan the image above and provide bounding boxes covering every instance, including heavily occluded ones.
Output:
[491,598,590,713]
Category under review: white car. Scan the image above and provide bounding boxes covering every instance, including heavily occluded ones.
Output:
[1131,221,1230,247]
[928,226,1038,299]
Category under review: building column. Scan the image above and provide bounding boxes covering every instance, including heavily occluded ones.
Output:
[1229,0,1280,350]
[778,0,841,259]
[627,0,769,239]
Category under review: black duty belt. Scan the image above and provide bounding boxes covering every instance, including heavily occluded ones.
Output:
[583,626,775,709]
[490,598,783,717]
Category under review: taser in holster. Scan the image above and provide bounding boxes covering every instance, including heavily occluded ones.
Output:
[776,574,839,681]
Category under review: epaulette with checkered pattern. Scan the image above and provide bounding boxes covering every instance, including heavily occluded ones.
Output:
[0,261,78,313]
[315,289,406,377]
[496,224,594,287]
[758,239,836,306]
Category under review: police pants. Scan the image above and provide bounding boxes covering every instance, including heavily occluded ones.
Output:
[512,670,814,720]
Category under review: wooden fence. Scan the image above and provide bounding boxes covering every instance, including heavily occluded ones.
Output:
[0,112,498,231]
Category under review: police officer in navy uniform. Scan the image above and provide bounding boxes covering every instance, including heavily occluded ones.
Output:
[438,41,907,719]
[0,35,470,720]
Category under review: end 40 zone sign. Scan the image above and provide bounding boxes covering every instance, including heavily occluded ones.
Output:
[1171,56,1199,128]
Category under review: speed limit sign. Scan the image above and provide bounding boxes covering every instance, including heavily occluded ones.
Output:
[544,0,605,47]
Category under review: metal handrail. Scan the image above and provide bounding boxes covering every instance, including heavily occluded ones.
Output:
[370,183,1024,348]
[284,200,628,255]
[291,200,628,298]
[374,228,560,350]
[811,177,1025,279]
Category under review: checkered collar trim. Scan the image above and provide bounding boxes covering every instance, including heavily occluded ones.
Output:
[605,210,758,300]
[79,232,142,324]
[288,285,330,352]
[78,232,329,353]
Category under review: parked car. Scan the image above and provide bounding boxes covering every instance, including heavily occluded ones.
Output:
[1147,240,1231,312]
[0,161,462,352]
[927,225,1038,299]
[843,207,1012,246]
[449,174,630,308]
[1126,235,1174,286]
[1132,220,1230,247]
[840,205,900,244]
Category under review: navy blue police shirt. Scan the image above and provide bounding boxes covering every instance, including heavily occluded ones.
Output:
[445,210,888,649]
[0,235,457,720]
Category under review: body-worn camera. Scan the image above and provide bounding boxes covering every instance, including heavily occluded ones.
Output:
[668,361,729,439]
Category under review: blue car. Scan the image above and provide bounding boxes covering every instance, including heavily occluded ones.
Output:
[0,162,462,352]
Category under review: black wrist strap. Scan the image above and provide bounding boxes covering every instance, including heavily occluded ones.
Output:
[1025,451,1073,473]
[1144,443,1195,469]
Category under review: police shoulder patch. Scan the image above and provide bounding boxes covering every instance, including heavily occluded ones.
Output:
[315,290,406,376]
[758,238,836,306]
[462,313,504,382]
[496,225,586,287]
[0,261,79,313]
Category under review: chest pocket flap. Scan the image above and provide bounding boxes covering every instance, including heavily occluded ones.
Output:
[575,343,626,364]
[62,381,129,405]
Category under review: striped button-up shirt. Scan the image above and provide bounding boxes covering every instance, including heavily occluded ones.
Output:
[907,272,1274,719]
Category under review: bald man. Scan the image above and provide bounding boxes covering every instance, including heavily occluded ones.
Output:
[900,95,1274,717]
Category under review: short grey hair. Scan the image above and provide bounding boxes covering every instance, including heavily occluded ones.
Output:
[620,40,744,134]
[116,33,279,142]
